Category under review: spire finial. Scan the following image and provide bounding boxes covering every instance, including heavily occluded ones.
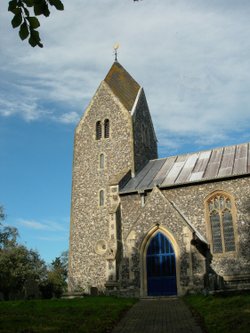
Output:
[113,42,120,62]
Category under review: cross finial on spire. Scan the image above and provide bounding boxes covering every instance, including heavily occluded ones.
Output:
[113,42,120,62]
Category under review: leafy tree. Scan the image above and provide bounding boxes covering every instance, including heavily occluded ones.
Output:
[0,245,47,300]
[8,0,64,48]
[0,205,18,248]
[0,206,69,300]
[40,251,68,298]
[49,256,67,296]
[0,206,5,221]
[0,206,47,300]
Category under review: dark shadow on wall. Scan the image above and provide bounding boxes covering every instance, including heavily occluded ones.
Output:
[105,205,124,293]
[191,233,225,292]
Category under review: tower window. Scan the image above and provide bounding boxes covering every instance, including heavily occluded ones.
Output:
[99,190,105,206]
[99,153,105,169]
[96,121,102,140]
[206,192,236,254]
[104,119,110,138]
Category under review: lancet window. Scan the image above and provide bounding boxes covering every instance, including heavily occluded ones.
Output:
[96,121,102,140]
[99,153,105,169]
[104,119,110,138]
[99,190,105,206]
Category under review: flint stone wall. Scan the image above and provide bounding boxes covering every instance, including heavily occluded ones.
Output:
[68,81,159,293]
[119,176,250,294]
[69,82,133,292]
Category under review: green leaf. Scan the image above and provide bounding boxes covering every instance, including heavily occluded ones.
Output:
[31,29,41,41]
[29,30,43,48]
[9,7,21,15]
[49,0,64,11]
[11,13,22,28]
[34,0,50,17]
[33,3,43,16]
[27,16,40,29]
[8,0,18,13]
[23,7,30,17]
[19,22,29,40]
[42,3,50,17]
[29,35,37,47]
[8,1,21,15]
[23,0,34,7]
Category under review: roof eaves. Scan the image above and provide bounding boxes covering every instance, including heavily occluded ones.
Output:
[119,172,250,195]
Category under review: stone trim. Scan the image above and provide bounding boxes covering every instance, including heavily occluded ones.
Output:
[204,190,238,257]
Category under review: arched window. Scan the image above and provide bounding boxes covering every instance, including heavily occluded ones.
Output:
[206,192,236,254]
[99,153,105,169]
[104,119,110,138]
[96,121,102,140]
[99,190,105,206]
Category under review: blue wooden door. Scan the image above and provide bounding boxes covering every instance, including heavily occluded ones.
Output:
[147,232,177,296]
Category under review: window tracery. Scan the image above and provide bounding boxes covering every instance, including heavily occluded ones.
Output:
[206,192,236,254]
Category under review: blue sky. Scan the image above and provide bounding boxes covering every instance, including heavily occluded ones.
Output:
[1,0,250,263]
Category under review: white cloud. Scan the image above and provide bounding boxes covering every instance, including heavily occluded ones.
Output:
[18,219,48,230]
[57,111,80,124]
[18,218,67,232]
[0,98,41,121]
[36,236,67,242]
[1,0,250,149]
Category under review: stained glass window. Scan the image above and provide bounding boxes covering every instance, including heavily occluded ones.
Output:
[207,194,236,254]
[210,212,223,253]
[223,211,235,252]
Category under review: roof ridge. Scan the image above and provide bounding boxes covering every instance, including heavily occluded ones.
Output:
[155,141,250,163]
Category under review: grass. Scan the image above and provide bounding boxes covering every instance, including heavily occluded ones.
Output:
[184,292,250,333]
[0,296,137,333]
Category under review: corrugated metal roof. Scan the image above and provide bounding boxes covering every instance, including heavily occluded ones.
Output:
[104,62,140,111]
[120,142,250,194]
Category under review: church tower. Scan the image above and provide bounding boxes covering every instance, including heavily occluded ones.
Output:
[68,61,157,293]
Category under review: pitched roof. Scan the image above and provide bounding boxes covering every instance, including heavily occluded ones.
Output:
[120,142,250,194]
[104,62,140,111]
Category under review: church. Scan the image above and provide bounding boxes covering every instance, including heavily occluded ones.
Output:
[68,61,250,296]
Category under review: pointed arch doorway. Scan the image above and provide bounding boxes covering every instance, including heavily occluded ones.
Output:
[146,232,177,296]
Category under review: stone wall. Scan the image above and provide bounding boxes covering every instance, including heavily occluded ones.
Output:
[68,79,159,294]
[68,64,249,296]
[68,81,134,292]
[119,176,250,295]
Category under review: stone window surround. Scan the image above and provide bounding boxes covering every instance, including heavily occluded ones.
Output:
[99,189,105,207]
[96,120,102,140]
[205,190,238,256]
[95,119,111,140]
[104,119,110,138]
[99,153,105,170]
